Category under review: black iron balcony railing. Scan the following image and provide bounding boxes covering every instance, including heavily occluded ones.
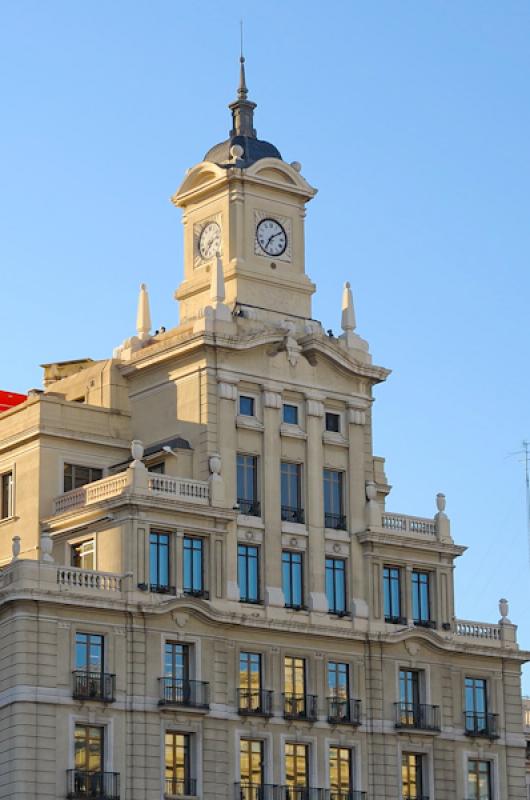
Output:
[402,795,429,800]
[149,583,176,595]
[328,793,367,800]
[183,588,209,600]
[464,711,499,739]
[385,614,407,625]
[413,619,437,629]
[395,702,440,731]
[281,506,305,524]
[164,777,197,796]
[73,671,115,703]
[66,770,120,799]
[283,693,318,721]
[159,677,209,709]
[238,499,261,517]
[235,784,280,800]
[237,688,273,716]
[324,512,347,531]
[327,697,361,726]
[279,788,366,800]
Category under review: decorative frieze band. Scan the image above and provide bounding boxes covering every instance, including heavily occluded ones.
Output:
[218,381,238,401]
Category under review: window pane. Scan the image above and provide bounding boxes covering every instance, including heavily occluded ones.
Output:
[285,742,308,788]
[240,739,263,786]
[283,404,298,425]
[329,747,351,792]
[239,396,255,416]
[325,412,340,432]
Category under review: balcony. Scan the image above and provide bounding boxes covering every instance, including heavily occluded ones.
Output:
[382,512,436,537]
[324,512,347,531]
[238,499,261,517]
[235,784,280,800]
[147,583,176,595]
[281,506,305,524]
[464,711,499,739]
[159,677,209,709]
[395,702,441,732]
[327,697,361,726]
[73,671,115,703]
[164,777,197,797]
[66,770,119,799]
[283,693,318,721]
[385,615,407,625]
[237,688,273,717]
[402,796,429,800]
[413,619,437,630]
[278,789,366,800]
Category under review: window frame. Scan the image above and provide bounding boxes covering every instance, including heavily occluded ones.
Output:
[75,631,104,674]
[71,538,96,570]
[383,565,403,623]
[183,536,205,596]
[237,453,260,516]
[238,543,261,603]
[280,461,304,522]
[325,411,341,433]
[466,758,493,800]
[63,462,104,494]
[323,468,346,529]
[0,469,13,520]
[239,395,256,417]
[149,530,172,593]
[411,569,432,625]
[282,550,304,609]
[164,731,193,797]
[401,751,425,800]
[325,557,347,614]
[282,403,299,425]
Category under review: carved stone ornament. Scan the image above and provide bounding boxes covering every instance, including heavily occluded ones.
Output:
[218,381,238,401]
[348,408,366,426]
[332,543,341,554]
[289,537,298,547]
[263,391,282,409]
[405,641,420,656]
[245,531,254,541]
[306,398,324,417]
[208,453,222,476]
[11,536,20,561]
[499,598,510,621]
[40,530,54,563]
[172,612,189,628]
[130,439,144,464]
[436,493,446,513]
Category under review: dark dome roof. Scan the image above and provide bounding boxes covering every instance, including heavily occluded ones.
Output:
[204,134,282,168]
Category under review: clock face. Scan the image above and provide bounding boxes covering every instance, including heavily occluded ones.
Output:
[256,218,287,257]
[198,221,221,260]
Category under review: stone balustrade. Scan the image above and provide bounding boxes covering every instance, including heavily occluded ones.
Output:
[455,619,501,640]
[382,512,436,537]
[57,566,122,592]
[52,470,210,515]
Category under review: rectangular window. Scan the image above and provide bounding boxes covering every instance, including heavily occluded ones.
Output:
[383,566,402,622]
[71,539,95,570]
[237,454,260,516]
[161,642,191,705]
[0,471,13,519]
[165,733,192,797]
[239,395,255,417]
[282,550,304,608]
[149,461,165,474]
[238,544,260,603]
[64,463,103,493]
[281,462,304,522]
[149,531,171,592]
[283,404,298,425]
[284,656,306,697]
[239,651,265,714]
[401,752,424,800]
[398,669,420,727]
[467,759,491,800]
[328,662,349,699]
[465,677,488,734]
[240,739,264,792]
[323,469,346,529]
[164,642,189,681]
[284,742,308,789]
[325,412,341,433]
[75,633,104,673]
[326,557,347,614]
[329,747,352,795]
[74,723,104,795]
[411,570,431,624]
[183,537,204,595]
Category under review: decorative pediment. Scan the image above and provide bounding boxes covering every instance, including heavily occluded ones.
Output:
[172,162,227,206]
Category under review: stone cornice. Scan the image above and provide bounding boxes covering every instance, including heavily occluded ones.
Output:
[357,529,467,557]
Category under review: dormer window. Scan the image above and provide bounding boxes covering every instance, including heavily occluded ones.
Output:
[239,396,255,417]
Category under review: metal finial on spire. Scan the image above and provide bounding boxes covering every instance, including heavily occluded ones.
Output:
[238,21,248,100]
[228,22,256,139]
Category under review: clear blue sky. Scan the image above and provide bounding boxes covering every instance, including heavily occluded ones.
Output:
[2,3,530,683]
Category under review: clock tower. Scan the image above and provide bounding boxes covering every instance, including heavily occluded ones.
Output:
[172,56,317,324]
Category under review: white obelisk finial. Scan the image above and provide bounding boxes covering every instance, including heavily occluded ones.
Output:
[136,283,151,341]
[341,281,356,334]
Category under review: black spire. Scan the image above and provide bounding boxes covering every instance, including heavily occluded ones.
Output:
[228,50,257,138]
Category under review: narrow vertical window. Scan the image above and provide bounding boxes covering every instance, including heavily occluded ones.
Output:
[149,532,171,592]
[183,537,204,596]
[329,746,352,795]
[411,570,431,624]
[284,656,311,719]
[401,752,424,800]
[165,733,193,796]
[237,454,260,516]
[284,742,309,790]
[327,662,351,722]
[323,469,346,529]
[163,643,190,702]
[71,539,95,570]
[238,544,260,603]
[398,669,420,727]
[73,633,111,701]
[465,677,490,736]
[70,724,106,797]
[240,739,264,797]
[467,759,491,800]
[282,551,303,608]
[281,462,304,522]
[0,471,13,519]
[383,566,402,623]
[325,557,347,614]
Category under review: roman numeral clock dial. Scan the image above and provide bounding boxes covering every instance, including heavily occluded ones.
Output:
[256,218,287,257]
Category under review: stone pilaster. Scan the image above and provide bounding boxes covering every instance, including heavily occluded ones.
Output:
[262,387,284,606]
[305,394,327,612]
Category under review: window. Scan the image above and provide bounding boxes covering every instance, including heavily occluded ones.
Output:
[401,752,424,800]
[326,558,347,614]
[73,632,112,702]
[0,471,13,519]
[64,463,103,493]
[283,404,298,425]
[149,461,165,474]
[238,544,260,603]
[240,739,264,795]
[398,669,420,726]
[328,662,352,723]
[383,566,402,623]
[323,469,346,529]
[411,570,431,625]
[467,760,492,800]
[165,642,189,681]
[325,412,340,433]
[75,632,103,673]
[150,532,171,592]
[329,747,352,797]
[285,742,308,790]
[281,462,304,522]
[183,537,204,596]
[237,454,260,516]
[165,733,193,797]
[239,395,255,417]
[283,656,313,719]
[282,551,304,608]
[71,724,107,796]
[465,677,489,735]
[71,539,95,570]
[239,652,268,715]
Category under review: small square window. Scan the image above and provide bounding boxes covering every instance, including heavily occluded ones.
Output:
[283,404,298,425]
[325,412,340,433]
[239,396,255,417]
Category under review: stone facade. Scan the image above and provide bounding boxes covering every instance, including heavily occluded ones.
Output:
[0,62,528,800]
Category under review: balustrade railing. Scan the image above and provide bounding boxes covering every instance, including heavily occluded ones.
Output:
[73,671,115,702]
[66,770,120,799]
[455,620,501,640]
[159,677,209,709]
[382,513,436,536]
[237,688,273,717]
[327,697,361,726]
[464,711,499,739]
[395,702,440,731]
[164,777,196,797]
[57,567,122,592]
[283,693,318,721]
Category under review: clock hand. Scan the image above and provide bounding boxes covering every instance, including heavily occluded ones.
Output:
[266,231,282,247]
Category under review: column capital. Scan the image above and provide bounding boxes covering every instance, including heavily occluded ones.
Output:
[218,381,238,401]
[263,389,282,409]
[305,395,325,417]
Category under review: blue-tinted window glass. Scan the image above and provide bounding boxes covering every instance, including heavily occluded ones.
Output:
[75,633,103,672]
[238,544,260,602]
[281,462,302,509]
[282,551,303,607]
[164,642,188,680]
[239,396,255,416]
[327,662,349,697]
[283,404,298,425]
[326,558,346,613]
[383,566,401,620]
[183,537,203,593]
[150,532,170,589]
[412,570,430,622]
